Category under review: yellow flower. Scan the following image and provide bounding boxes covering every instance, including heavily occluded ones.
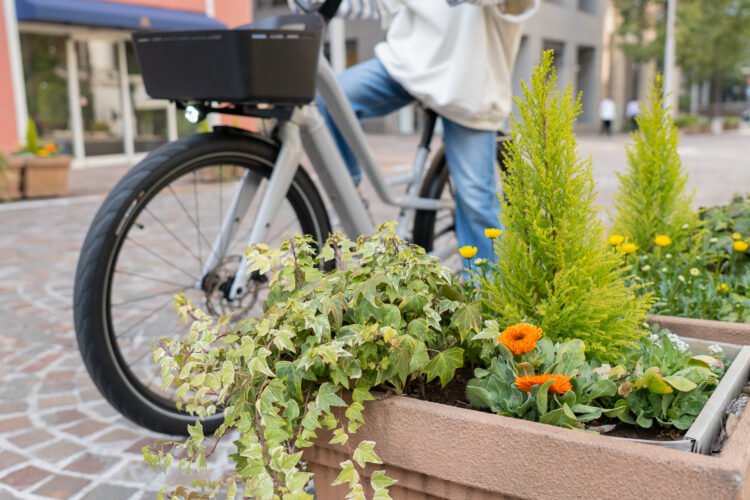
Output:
[717,283,731,294]
[619,243,638,255]
[459,246,478,259]
[484,228,502,239]
[733,240,749,253]
[608,234,625,246]
[654,235,672,247]
[38,149,49,157]
[732,232,742,240]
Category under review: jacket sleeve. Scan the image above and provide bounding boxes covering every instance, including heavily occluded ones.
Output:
[286,0,381,19]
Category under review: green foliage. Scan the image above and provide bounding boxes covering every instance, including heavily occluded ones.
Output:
[147,223,478,499]
[467,332,620,428]
[612,75,699,253]
[677,0,750,84]
[673,114,709,131]
[624,196,750,323]
[466,324,727,431]
[480,51,651,363]
[25,120,39,155]
[605,327,727,429]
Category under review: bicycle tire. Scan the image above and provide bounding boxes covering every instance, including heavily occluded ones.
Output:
[412,134,510,253]
[74,129,331,435]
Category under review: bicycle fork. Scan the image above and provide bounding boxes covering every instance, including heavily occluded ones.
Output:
[199,105,373,301]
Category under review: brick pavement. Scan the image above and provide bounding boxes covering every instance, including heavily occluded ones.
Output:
[0,130,749,499]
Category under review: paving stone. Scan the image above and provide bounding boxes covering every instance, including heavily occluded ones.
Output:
[0,451,26,472]
[0,416,32,434]
[95,428,139,443]
[32,440,86,464]
[0,465,50,489]
[40,408,88,426]
[32,474,90,499]
[63,419,110,438]
[0,401,27,415]
[8,428,55,448]
[81,483,139,500]
[38,394,78,410]
[64,453,121,475]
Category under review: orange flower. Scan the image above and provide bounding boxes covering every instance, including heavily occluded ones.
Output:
[43,143,57,153]
[515,374,572,394]
[497,323,543,356]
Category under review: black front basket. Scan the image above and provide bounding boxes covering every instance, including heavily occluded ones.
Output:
[132,14,324,107]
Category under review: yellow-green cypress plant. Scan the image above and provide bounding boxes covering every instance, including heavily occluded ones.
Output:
[612,75,699,253]
[481,51,651,363]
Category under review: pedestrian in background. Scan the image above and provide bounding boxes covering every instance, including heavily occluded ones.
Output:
[599,97,616,135]
[626,98,640,131]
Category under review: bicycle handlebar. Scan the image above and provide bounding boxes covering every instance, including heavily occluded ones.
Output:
[318,0,344,21]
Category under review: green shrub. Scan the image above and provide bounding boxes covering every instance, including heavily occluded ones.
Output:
[612,76,699,253]
[673,114,707,129]
[24,119,39,155]
[480,51,651,363]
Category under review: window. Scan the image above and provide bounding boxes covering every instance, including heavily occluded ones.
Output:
[20,33,71,153]
[578,0,597,14]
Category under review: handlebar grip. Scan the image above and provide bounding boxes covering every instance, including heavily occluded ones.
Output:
[318,0,344,20]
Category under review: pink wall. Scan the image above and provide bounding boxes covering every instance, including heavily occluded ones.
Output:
[0,5,18,154]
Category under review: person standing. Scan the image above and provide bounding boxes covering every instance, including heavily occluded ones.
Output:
[599,97,616,135]
[626,98,640,131]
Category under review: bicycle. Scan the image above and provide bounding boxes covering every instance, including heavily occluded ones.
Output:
[73,0,509,436]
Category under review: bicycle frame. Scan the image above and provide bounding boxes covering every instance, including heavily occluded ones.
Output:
[197,56,454,300]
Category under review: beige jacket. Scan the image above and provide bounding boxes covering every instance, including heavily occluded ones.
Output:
[376,0,539,130]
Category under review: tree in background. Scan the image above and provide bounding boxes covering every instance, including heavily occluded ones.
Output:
[613,0,750,114]
[676,0,750,116]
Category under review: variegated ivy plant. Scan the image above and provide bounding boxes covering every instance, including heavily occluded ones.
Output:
[144,223,482,499]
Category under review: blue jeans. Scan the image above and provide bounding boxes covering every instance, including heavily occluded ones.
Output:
[318,57,500,261]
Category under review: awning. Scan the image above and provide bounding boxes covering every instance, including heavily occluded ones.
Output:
[15,0,226,31]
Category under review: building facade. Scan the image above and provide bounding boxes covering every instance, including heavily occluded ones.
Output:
[0,0,252,166]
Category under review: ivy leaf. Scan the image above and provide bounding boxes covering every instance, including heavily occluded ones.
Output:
[329,428,349,445]
[370,470,397,491]
[425,348,464,387]
[408,340,430,373]
[332,460,359,486]
[315,383,347,413]
[352,387,375,403]
[451,302,482,341]
[353,440,382,468]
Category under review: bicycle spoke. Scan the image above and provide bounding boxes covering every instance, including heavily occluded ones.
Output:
[116,294,176,338]
[168,184,221,263]
[143,206,203,266]
[111,285,188,308]
[194,170,203,273]
[115,269,191,288]
[124,236,199,282]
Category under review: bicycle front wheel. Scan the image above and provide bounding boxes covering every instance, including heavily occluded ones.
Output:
[74,130,331,435]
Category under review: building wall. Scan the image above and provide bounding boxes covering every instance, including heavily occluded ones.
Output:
[1,1,19,152]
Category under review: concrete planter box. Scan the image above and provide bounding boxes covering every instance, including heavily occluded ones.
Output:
[24,155,72,198]
[306,332,750,499]
[1,156,24,201]
[649,315,750,346]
